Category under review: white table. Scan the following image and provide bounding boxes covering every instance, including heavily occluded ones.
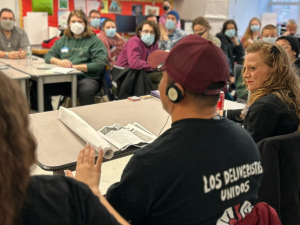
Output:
[0,63,30,94]
[0,57,45,65]
[30,98,245,175]
[9,63,81,112]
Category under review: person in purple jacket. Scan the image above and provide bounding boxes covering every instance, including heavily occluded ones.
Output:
[115,21,162,89]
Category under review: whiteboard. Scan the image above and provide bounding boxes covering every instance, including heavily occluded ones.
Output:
[23,12,48,45]
[204,0,229,19]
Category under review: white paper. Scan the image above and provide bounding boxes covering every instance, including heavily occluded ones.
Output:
[59,107,114,159]
[144,5,159,16]
[58,11,70,27]
[23,12,48,45]
[74,0,86,12]
[261,13,277,28]
[204,0,229,19]
[47,67,78,74]
[86,1,101,15]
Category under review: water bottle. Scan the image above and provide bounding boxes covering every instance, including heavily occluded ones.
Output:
[26,46,32,67]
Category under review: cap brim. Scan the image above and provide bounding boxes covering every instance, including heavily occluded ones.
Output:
[147,50,169,70]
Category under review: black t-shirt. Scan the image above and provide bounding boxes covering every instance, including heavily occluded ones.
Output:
[17,175,120,225]
[106,118,263,225]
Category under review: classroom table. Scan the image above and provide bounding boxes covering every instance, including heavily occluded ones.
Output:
[0,63,30,94]
[9,63,81,112]
[0,57,45,65]
[30,98,245,175]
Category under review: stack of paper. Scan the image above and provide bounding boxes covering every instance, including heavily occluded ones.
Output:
[59,107,114,159]
[47,67,78,74]
[151,90,160,99]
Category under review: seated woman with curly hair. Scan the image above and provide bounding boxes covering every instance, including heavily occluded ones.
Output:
[222,41,300,143]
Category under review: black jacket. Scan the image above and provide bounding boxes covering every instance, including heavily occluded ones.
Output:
[226,94,299,143]
[257,132,300,225]
[293,58,300,76]
[113,68,153,100]
[216,32,245,75]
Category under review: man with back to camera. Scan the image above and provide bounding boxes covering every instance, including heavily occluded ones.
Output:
[146,14,157,24]
[105,35,264,225]
[0,8,30,59]
[283,19,300,37]
[159,10,187,51]
[159,0,180,28]
[88,9,101,34]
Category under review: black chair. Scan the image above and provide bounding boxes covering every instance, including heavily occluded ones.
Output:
[257,132,300,225]
[234,64,243,87]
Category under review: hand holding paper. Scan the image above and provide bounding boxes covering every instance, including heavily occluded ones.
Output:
[59,107,114,159]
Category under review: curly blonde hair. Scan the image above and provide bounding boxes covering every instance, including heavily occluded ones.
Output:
[0,73,36,225]
[242,41,300,131]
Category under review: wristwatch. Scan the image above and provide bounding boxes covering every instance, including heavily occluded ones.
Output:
[5,52,8,59]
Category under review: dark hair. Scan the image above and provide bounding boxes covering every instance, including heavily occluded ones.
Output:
[64,9,94,38]
[0,73,36,225]
[0,8,15,18]
[146,14,156,20]
[221,19,238,36]
[102,18,117,29]
[88,9,100,17]
[192,17,211,30]
[135,21,161,44]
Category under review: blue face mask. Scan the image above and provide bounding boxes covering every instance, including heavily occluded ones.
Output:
[105,28,116,38]
[262,37,277,44]
[141,33,155,46]
[90,18,100,28]
[250,25,260,32]
[165,20,176,30]
[225,29,236,38]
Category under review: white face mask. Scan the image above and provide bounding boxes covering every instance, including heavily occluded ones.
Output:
[70,22,85,35]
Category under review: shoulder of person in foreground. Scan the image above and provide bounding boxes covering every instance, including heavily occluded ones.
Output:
[22,175,121,225]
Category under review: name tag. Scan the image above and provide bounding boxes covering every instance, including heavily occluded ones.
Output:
[61,47,69,53]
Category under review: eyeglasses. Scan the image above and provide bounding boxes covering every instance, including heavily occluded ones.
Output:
[278,44,291,50]
[141,30,155,35]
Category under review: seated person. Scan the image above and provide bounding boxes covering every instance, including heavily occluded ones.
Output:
[116,21,162,89]
[146,14,157,24]
[259,24,278,43]
[103,35,264,224]
[276,35,300,74]
[159,0,181,29]
[31,9,107,111]
[283,19,300,37]
[216,19,245,84]
[192,16,221,47]
[241,17,261,49]
[223,41,300,143]
[97,18,125,68]
[235,24,279,102]
[0,8,29,59]
[0,73,128,225]
[159,10,187,51]
[88,9,101,34]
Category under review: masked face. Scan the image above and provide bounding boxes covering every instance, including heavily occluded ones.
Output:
[0,19,14,31]
[90,18,100,28]
[141,33,155,46]
[262,37,277,44]
[71,22,85,35]
[225,29,236,38]
[105,28,116,38]
[163,5,170,11]
[250,25,260,32]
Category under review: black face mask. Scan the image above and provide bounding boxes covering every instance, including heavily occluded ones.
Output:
[163,6,170,11]
[197,29,207,37]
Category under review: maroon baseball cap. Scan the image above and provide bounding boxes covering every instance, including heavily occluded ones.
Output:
[147,34,230,95]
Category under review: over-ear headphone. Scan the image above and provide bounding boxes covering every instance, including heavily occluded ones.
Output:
[166,84,184,103]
